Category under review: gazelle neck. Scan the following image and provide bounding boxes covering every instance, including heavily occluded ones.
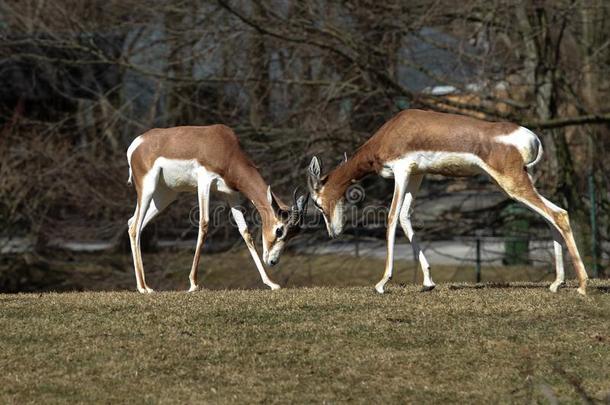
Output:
[324,145,381,200]
[231,161,277,224]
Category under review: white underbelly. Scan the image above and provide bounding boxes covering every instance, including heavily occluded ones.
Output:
[154,158,234,194]
[385,151,485,178]
[156,158,199,191]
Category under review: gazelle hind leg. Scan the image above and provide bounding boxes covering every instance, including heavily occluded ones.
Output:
[539,195,587,294]
[128,167,160,293]
[375,165,410,294]
[188,173,213,292]
[140,184,177,232]
[230,205,280,290]
[128,187,176,292]
[398,174,435,291]
[129,206,154,293]
[490,169,588,294]
[549,229,565,293]
[127,204,145,291]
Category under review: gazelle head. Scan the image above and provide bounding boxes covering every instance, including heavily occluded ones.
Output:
[307,156,346,238]
[262,186,309,266]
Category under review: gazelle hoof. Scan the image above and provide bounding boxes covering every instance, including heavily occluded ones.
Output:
[577,286,587,296]
[549,281,565,293]
[421,284,436,292]
[188,285,200,293]
[374,283,385,294]
[137,287,154,294]
[268,283,281,290]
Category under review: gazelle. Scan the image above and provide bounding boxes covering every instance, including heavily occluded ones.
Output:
[308,109,588,295]
[126,125,308,293]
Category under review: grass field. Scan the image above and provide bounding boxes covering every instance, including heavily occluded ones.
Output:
[1,261,609,403]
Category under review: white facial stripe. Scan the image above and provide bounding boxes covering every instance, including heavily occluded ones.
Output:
[262,234,269,261]
[330,199,345,235]
[263,221,288,264]
[312,187,344,237]
[267,240,285,263]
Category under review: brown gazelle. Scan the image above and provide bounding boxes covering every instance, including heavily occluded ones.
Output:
[308,109,588,295]
[126,125,308,293]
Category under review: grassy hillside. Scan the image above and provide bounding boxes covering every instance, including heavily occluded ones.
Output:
[1,281,609,403]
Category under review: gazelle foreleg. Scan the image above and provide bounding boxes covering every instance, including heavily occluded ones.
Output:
[188,173,213,292]
[230,205,280,290]
[398,174,435,291]
[375,165,411,294]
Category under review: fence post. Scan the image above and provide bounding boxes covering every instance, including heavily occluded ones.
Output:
[354,226,360,258]
[475,238,481,283]
[589,173,599,278]
[412,243,418,284]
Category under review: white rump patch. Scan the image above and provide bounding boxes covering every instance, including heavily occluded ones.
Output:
[126,135,144,184]
[126,136,144,165]
[496,127,542,166]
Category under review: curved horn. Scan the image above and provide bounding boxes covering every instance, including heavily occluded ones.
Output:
[293,186,300,207]
[289,186,308,226]
[298,192,309,219]
[288,187,301,225]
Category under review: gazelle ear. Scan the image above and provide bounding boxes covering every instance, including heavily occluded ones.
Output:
[308,156,324,192]
[309,156,321,179]
[267,186,282,214]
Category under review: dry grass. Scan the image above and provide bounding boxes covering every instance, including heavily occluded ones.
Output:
[1,258,609,404]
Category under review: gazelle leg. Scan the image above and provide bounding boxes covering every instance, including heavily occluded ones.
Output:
[127,204,145,291]
[375,166,410,294]
[140,184,177,232]
[188,174,212,292]
[549,229,565,292]
[489,169,588,295]
[230,206,280,290]
[538,195,587,293]
[398,174,435,291]
[127,186,176,292]
[127,167,160,293]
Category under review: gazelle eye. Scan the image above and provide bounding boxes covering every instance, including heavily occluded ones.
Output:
[275,226,284,238]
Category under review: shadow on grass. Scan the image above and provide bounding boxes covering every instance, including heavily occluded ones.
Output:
[448,282,610,294]
[448,282,547,290]
[593,285,610,294]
